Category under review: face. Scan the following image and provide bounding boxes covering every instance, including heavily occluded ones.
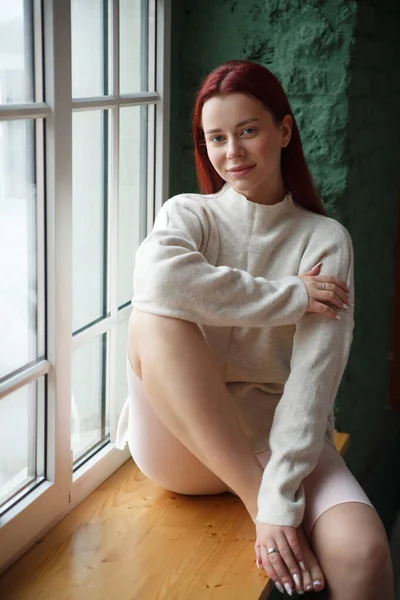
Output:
[202,93,292,204]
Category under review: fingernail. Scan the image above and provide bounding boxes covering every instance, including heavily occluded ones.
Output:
[284,583,293,596]
[256,559,262,570]
[275,582,284,593]
[299,561,306,572]
[343,303,349,309]
[336,314,342,320]
[314,262,323,269]
[298,592,304,596]
[293,573,301,587]
[306,584,313,591]
[314,580,322,587]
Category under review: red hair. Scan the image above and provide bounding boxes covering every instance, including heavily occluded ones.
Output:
[193,60,327,216]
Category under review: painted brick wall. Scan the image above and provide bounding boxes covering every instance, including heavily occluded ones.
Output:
[169,0,400,482]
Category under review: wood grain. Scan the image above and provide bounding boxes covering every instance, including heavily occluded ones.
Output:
[0,433,349,600]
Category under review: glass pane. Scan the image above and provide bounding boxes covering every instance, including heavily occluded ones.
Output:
[0,120,38,379]
[118,106,148,307]
[0,377,45,510]
[71,0,106,98]
[0,0,34,104]
[72,110,107,333]
[72,335,108,463]
[120,0,148,93]
[116,318,129,421]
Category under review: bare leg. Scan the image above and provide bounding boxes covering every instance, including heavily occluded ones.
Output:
[128,310,263,516]
[310,502,394,599]
[129,309,325,590]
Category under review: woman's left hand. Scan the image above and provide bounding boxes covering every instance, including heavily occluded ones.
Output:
[255,521,309,596]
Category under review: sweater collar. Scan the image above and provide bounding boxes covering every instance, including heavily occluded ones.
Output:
[220,183,294,213]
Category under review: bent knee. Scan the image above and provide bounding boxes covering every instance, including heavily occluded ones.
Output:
[128,309,201,369]
[329,528,390,578]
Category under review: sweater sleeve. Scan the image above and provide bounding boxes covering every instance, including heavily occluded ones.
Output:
[133,195,309,327]
[256,223,355,527]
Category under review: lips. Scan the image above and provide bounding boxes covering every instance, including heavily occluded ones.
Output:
[228,164,256,177]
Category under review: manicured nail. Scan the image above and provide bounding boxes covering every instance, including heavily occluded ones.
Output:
[343,303,349,309]
[314,262,323,269]
[284,583,293,596]
[293,573,301,587]
[299,561,306,572]
[336,314,342,320]
[256,559,262,569]
[275,582,284,593]
[306,584,313,591]
[298,592,304,596]
[314,580,322,587]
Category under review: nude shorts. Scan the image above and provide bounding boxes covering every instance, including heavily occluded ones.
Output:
[118,361,374,534]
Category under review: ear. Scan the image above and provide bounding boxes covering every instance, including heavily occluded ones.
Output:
[281,114,293,148]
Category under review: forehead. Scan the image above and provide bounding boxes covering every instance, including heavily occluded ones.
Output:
[202,93,269,128]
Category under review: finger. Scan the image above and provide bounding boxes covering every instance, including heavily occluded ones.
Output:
[314,275,350,294]
[275,531,304,595]
[301,263,322,276]
[255,543,262,570]
[318,288,350,311]
[264,538,297,596]
[284,529,307,594]
[259,546,287,595]
[319,282,351,307]
[311,301,343,321]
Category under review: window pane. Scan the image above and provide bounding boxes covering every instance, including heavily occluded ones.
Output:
[120,0,148,93]
[71,0,106,98]
[118,106,148,307]
[116,318,129,421]
[0,0,34,104]
[72,110,107,333]
[72,335,108,464]
[0,377,45,510]
[0,120,38,379]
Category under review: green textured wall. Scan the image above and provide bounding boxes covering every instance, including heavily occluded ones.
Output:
[170,0,400,517]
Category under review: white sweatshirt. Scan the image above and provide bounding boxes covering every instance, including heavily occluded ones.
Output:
[126,183,355,527]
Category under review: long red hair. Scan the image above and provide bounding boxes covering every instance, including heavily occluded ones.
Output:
[193,60,327,216]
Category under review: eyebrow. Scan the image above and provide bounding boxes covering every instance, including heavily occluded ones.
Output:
[204,117,260,135]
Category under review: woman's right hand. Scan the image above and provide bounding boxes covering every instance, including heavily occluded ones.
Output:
[298,263,352,321]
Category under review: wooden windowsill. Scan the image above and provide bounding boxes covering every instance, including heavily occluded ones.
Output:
[0,432,349,600]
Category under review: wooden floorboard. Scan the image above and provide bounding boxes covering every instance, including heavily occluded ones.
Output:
[0,433,349,600]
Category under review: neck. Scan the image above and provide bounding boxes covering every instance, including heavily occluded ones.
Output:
[241,172,287,206]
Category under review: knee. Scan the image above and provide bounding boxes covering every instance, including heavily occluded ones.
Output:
[128,310,202,368]
[129,309,200,345]
[332,529,390,581]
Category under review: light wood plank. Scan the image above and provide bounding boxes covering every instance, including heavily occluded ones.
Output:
[0,433,349,600]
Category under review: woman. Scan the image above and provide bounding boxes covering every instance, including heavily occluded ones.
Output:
[116,60,393,598]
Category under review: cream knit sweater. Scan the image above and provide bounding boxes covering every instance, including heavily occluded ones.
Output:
[128,183,354,527]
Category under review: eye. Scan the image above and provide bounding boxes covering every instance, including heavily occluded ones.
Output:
[209,135,225,143]
[242,127,256,136]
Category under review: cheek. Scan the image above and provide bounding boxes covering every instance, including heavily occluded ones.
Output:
[206,146,223,171]
[254,137,282,163]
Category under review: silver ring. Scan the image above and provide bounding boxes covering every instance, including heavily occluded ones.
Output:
[322,282,326,291]
[267,547,280,555]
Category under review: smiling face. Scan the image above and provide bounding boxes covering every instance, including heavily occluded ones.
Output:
[202,93,292,205]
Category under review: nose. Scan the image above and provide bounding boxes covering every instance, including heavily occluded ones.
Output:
[226,137,244,160]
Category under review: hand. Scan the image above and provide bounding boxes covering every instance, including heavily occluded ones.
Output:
[298,263,352,321]
[255,522,311,596]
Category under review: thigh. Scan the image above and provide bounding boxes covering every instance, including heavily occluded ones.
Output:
[309,502,393,598]
[126,359,229,496]
[302,441,374,535]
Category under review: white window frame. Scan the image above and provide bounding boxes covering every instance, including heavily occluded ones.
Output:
[0,0,170,573]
